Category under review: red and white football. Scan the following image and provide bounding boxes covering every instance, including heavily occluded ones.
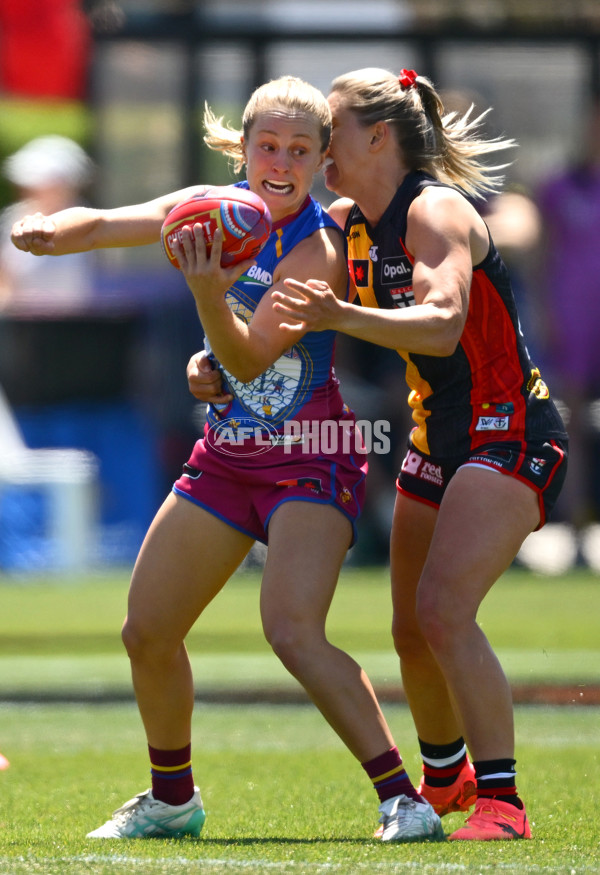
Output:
[161,185,272,270]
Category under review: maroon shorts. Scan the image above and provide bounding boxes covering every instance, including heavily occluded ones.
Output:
[173,433,368,545]
[397,438,568,529]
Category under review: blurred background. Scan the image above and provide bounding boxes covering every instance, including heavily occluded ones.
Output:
[1,0,600,573]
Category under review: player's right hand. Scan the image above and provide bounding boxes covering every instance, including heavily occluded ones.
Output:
[11,212,57,255]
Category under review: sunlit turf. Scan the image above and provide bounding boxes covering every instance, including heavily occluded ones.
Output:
[0,565,599,872]
[1,566,599,697]
[0,702,599,874]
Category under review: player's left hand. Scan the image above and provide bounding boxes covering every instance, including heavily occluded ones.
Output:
[187,350,232,404]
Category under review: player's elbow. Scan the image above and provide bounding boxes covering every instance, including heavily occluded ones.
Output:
[233,366,262,383]
[228,357,271,383]
[228,339,279,383]
[426,308,464,356]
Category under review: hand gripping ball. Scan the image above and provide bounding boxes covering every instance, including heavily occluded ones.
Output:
[161,186,272,269]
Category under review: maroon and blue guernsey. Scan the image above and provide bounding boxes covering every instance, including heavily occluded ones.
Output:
[205,182,347,434]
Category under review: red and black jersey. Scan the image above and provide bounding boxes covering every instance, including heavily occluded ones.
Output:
[345,171,567,458]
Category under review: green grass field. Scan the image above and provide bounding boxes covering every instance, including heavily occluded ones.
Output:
[0,703,598,874]
[1,565,599,697]
[1,565,599,873]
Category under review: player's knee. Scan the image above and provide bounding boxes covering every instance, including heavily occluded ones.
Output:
[392,611,428,661]
[121,616,145,659]
[415,584,461,654]
[263,616,317,672]
[121,614,171,663]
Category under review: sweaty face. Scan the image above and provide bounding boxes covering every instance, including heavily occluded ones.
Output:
[324,91,374,199]
[243,110,325,223]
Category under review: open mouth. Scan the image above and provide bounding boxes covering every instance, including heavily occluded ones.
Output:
[263,180,294,195]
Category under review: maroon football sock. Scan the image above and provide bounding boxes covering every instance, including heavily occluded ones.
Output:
[362,746,422,803]
[148,743,195,806]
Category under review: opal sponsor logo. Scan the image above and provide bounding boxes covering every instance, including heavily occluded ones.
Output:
[382,256,412,284]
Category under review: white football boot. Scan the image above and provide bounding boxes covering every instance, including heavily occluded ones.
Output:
[377,794,445,842]
[87,787,205,839]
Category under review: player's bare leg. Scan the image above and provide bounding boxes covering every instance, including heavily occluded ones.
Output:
[260,501,395,762]
[261,501,444,842]
[122,493,253,749]
[390,494,462,743]
[87,494,253,838]
[415,466,539,762]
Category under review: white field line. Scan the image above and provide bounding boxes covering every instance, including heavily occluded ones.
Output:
[1,856,597,874]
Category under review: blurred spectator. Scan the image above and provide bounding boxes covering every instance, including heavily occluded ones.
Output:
[0,135,203,567]
[482,186,543,363]
[440,89,544,354]
[534,101,600,569]
[0,134,108,450]
[0,135,96,315]
[0,135,161,567]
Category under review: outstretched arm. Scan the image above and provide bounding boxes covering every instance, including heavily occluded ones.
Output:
[10,185,207,256]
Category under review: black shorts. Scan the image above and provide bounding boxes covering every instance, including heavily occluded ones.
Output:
[397,438,568,528]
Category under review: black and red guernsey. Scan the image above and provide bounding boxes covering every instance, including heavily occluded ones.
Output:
[344,170,567,458]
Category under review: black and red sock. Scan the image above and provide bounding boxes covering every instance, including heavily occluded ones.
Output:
[473,757,522,809]
[419,736,468,788]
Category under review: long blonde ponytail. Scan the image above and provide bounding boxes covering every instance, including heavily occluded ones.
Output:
[331,67,516,199]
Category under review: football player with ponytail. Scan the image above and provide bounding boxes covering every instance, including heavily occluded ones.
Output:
[275,67,569,841]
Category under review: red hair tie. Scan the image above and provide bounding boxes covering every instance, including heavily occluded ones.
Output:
[399,69,418,89]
